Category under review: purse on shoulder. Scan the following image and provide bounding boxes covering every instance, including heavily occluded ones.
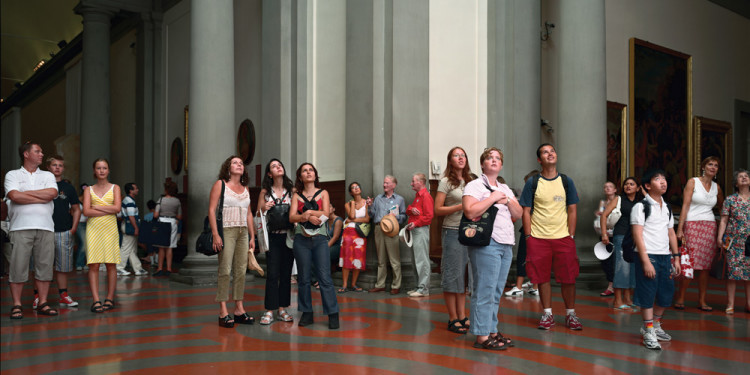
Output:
[196,181,225,256]
[458,183,497,247]
[266,190,294,231]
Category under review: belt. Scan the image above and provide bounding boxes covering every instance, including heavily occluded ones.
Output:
[160,216,176,219]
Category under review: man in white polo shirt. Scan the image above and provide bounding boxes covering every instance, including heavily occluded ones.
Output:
[5,142,59,319]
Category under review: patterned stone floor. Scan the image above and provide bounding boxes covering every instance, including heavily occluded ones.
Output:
[1,270,748,374]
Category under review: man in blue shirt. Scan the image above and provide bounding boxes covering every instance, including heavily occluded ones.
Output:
[367,176,407,294]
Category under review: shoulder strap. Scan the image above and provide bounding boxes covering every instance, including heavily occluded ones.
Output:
[311,189,323,200]
[530,174,541,214]
[217,181,225,221]
[642,198,651,221]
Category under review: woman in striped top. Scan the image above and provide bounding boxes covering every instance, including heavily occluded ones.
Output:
[82,158,121,313]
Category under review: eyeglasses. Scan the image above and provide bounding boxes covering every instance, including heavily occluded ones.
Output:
[452,153,466,159]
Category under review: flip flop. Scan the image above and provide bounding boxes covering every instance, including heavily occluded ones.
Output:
[673,303,685,310]
[614,304,631,310]
[337,288,348,294]
[699,305,713,312]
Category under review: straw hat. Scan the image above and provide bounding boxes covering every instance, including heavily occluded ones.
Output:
[399,226,413,247]
[380,215,399,237]
[594,241,614,260]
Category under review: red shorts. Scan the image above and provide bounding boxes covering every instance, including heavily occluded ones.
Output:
[526,236,579,284]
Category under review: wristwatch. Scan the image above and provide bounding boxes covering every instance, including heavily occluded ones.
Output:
[671,253,681,258]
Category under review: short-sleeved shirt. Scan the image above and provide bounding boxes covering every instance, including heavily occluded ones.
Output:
[52,180,80,232]
[463,175,517,245]
[519,173,579,239]
[121,195,140,232]
[437,177,465,228]
[630,194,674,255]
[4,167,57,232]
[155,196,182,217]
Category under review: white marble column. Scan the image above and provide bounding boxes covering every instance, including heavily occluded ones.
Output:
[556,0,607,250]
[75,4,115,177]
[175,0,236,284]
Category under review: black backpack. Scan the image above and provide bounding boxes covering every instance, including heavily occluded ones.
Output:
[297,189,323,230]
[621,198,672,263]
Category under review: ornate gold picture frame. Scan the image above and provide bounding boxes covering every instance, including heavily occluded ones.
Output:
[607,101,627,185]
[694,116,732,194]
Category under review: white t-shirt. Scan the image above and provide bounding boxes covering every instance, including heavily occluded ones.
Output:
[4,167,57,232]
[630,194,674,255]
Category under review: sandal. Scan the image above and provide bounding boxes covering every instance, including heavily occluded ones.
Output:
[448,319,468,334]
[473,337,507,351]
[91,301,103,313]
[260,311,274,325]
[493,332,515,347]
[234,312,255,325]
[699,305,713,312]
[337,287,348,294]
[102,299,115,311]
[10,305,23,320]
[278,309,294,322]
[725,307,734,315]
[459,317,470,329]
[615,304,631,311]
[351,286,364,292]
[219,315,235,328]
[313,281,320,289]
[673,303,685,310]
[37,302,59,316]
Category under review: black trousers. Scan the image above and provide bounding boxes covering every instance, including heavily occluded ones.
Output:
[264,232,295,310]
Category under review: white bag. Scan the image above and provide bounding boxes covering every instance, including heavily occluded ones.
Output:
[254,210,269,253]
[606,196,623,229]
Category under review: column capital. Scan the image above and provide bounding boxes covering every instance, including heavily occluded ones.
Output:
[74,1,117,21]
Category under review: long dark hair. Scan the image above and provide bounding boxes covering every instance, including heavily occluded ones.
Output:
[261,158,294,197]
[443,146,475,188]
[294,163,320,193]
[217,155,249,186]
[621,176,643,201]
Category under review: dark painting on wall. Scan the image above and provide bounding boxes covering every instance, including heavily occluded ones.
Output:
[695,116,732,195]
[607,101,626,185]
[629,38,692,208]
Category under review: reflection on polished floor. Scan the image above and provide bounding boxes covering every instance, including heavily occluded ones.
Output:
[1,270,748,374]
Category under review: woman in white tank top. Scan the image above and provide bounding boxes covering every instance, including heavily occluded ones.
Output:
[675,156,724,311]
[338,182,370,293]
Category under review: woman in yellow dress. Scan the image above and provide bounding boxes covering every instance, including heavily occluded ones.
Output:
[82,158,122,313]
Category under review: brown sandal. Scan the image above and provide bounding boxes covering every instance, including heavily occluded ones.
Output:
[10,305,23,319]
[37,302,59,316]
[473,337,507,351]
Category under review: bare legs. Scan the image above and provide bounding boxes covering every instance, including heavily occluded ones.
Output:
[726,280,750,311]
[156,247,173,272]
[88,263,116,302]
[676,270,711,308]
[341,268,362,290]
[444,291,468,321]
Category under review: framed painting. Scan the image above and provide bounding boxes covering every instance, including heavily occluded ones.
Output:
[694,116,732,195]
[629,38,693,208]
[183,105,189,173]
[607,101,627,185]
[237,119,256,165]
[170,137,183,175]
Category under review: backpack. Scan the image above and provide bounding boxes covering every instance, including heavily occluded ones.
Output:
[621,198,672,263]
[529,173,572,215]
[297,189,323,230]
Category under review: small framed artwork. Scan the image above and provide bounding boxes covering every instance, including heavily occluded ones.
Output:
[237,119,256,165]
[694,116,732,194]
[170,137,183,175]
[607,101,627,185]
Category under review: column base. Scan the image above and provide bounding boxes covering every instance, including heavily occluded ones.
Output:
[171,254,256,285]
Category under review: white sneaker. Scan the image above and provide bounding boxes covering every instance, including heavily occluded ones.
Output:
[133,269,148,276]
[407,289,418,295]
[522,281,533,289]
[641,327,662,350]
[527,288,539,296]
[117,269,132,276]
[504,286,523,296]
[653,321,672,341]
[409,289,429,297]
[33,296,39,310]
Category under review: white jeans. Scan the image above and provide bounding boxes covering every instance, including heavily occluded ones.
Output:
[118,233,144,272]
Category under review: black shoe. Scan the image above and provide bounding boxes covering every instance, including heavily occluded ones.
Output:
[234,313,255,325]
[299,312,314,327]
[153,270,164,277]
[328,313,340,330]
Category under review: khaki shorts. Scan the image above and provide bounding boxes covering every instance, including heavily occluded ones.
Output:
[9,229,54,283]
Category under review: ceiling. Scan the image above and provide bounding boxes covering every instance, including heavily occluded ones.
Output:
[0,0,82,101]
[1,0,748,104]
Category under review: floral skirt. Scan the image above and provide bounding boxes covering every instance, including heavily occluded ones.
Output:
[685,220,717,270]
[339,227,366,270]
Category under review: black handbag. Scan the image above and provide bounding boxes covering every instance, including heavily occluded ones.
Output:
[266,191,293,231]
[458,183,498,247]
[196,181,225,256]
[138,221,172,247]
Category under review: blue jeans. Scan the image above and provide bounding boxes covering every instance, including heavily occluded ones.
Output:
[75,223,87,268]
[634,254,674,309]
[612,234,635,289]
[468,240,513,336]
[293,234,339,315]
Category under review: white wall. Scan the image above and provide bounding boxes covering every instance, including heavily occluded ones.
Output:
[311,0,346,181]
[428,0,488,176]
[605,0,750,124]
[161,0,191,192]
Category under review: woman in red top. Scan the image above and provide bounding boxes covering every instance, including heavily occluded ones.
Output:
[289,163,340,329]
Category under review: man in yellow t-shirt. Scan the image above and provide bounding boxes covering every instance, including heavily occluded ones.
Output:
[520,144,580,331]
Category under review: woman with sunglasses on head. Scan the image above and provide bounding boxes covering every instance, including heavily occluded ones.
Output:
[290,162,340,329]
[257,158,296,325]
[338,181,370,293]
[435,146,475,334]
